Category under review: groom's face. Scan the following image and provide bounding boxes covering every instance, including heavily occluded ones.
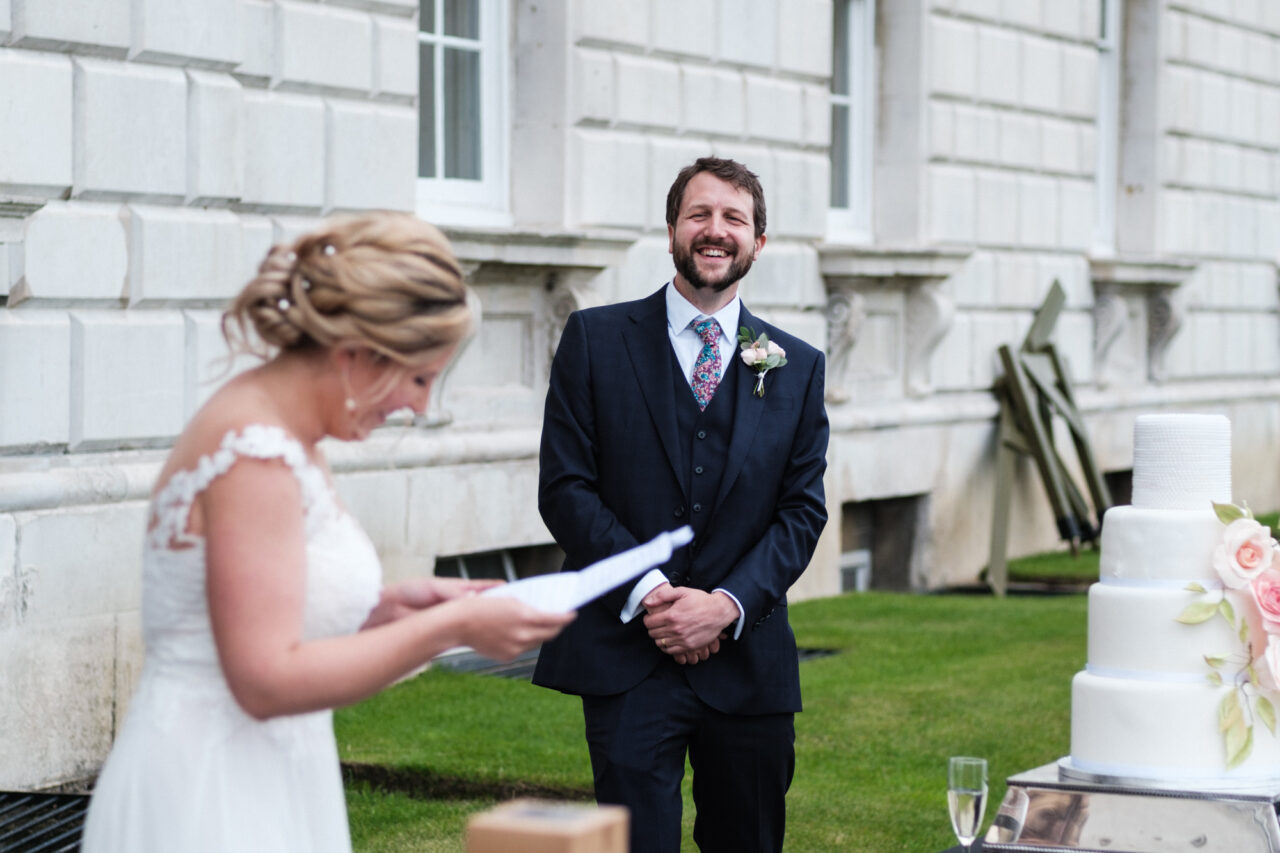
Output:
[668,172,766,294]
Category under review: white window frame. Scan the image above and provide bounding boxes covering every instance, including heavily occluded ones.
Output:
[416,0,511,229]
[1093,0,1122,255]
[827,0,877,243]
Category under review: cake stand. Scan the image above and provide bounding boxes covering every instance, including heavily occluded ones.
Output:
[980,761,1280,852]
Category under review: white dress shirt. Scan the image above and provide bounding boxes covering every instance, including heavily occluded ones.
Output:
[618,282,746,639]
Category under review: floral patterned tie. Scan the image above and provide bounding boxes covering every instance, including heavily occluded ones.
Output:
[691,317,722,410]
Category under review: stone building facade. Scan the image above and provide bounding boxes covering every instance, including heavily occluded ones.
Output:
[1,0,1278,789]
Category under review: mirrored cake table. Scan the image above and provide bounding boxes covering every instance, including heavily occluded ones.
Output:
[976,761,1280,852]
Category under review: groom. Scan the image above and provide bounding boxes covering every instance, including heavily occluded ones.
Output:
[533,157,829,852]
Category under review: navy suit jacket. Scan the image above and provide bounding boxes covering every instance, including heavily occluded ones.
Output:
[532,286,829,716]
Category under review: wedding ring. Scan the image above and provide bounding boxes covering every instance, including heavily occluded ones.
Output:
[659,638,667,648]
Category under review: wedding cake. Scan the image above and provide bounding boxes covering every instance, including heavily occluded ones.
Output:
[1066,413,1280,784]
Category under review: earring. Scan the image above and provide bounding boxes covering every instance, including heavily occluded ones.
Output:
[345,397,357,413]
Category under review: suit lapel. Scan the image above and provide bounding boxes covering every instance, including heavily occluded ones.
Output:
[712,305,766,512]
[622,288,685,493]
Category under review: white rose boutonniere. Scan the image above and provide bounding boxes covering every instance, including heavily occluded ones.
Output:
[738,326,787,397]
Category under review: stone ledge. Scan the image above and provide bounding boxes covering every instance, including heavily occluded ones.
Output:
[443,227,638,271]
[818,244,972,281]
[0,426,542,513]
[1089,254,1198,287]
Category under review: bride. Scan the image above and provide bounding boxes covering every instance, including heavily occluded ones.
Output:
[81,212,574,852]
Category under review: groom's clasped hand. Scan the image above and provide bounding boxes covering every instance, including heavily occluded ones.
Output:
[641,582,733,665]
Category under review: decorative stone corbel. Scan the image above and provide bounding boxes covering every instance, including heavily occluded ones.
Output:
[904,279,956,397]
[824,288,867,404]
[1088,256,1195,385]
[547,271,604,366]
[819,246,969,402]
[419,286,484,429]
[1147,286,1186,383]
[1092,287,1129,389]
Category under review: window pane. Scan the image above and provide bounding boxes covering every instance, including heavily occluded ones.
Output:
[444,47,482,180]
[420,0,435,34]
[830,103,850,209]
[444,0,479,39]
[832,0,850,96]
[418,42,436,178]
[460,552,507,580]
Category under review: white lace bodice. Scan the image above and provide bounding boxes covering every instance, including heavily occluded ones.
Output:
[139,423,381,680]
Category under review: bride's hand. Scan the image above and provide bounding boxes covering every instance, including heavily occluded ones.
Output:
[453,597,575,662]
[362,577,504,628]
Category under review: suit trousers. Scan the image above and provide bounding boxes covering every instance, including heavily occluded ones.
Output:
[581,658,795,853]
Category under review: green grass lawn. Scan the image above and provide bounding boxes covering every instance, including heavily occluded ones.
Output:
[336,589,1087,851]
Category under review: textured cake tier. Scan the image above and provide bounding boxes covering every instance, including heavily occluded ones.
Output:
[1131,413,1231,510]
[1087,583,1263,675]
[1071,671,1280,780]
[1098,505,1223,583]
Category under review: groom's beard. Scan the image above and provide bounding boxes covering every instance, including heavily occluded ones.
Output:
[672,239,756,293]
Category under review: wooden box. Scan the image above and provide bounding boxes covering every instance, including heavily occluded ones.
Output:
[465,799,628,853]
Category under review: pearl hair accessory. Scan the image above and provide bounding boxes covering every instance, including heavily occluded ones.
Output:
[277,298,290,311]
[345,397,357,413]
[323,244,336,256]
[301,278,312,291]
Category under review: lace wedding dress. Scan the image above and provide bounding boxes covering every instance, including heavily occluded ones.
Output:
[82,425,382,852]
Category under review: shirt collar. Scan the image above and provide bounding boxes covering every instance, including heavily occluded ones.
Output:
[665,282,741,339]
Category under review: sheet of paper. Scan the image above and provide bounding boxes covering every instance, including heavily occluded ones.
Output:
[481,526,694,613]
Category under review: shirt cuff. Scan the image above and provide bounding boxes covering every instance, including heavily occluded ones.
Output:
[712,588,745,640]
[619,569,669,623]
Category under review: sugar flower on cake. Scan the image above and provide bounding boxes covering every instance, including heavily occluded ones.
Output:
[1180,501,1280,768]
[1214,516,1276,588]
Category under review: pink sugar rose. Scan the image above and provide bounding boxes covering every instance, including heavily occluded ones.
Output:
[1213,518,1277,589]
[1253,570,1280,635]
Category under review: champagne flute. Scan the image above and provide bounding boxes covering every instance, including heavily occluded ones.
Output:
[948,756,988,851]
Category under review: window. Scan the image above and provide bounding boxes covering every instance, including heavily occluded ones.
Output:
[417,0,510,227]
[828,0,876,242]
[1093,0,1122,254]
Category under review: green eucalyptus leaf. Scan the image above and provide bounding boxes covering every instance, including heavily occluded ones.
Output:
[1220,598,1237,627]
[1215,502,1247,525]
[1178,600,1221,624]
[1186,582,1208,594]
[1205,655,1228,669]
[1241,619,1251,644]
[1208,671,1225,686]
[1226,720,1254,769]
[1221,690,1244,733]
[1258,696,1278,735]
[1249,663,1261,688]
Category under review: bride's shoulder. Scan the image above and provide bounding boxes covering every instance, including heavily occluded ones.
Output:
[154,397,306,501]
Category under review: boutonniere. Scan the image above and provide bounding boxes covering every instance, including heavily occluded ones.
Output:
[738,326,787,397]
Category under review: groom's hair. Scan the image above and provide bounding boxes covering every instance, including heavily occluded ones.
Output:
[666,157,767,239]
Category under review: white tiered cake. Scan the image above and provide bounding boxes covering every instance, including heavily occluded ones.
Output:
[1066,413,1280,784]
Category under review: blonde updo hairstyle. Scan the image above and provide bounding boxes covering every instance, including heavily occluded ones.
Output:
[223,212,471,404]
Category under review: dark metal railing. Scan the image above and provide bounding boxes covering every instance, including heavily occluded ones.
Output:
[0,791,88,852]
